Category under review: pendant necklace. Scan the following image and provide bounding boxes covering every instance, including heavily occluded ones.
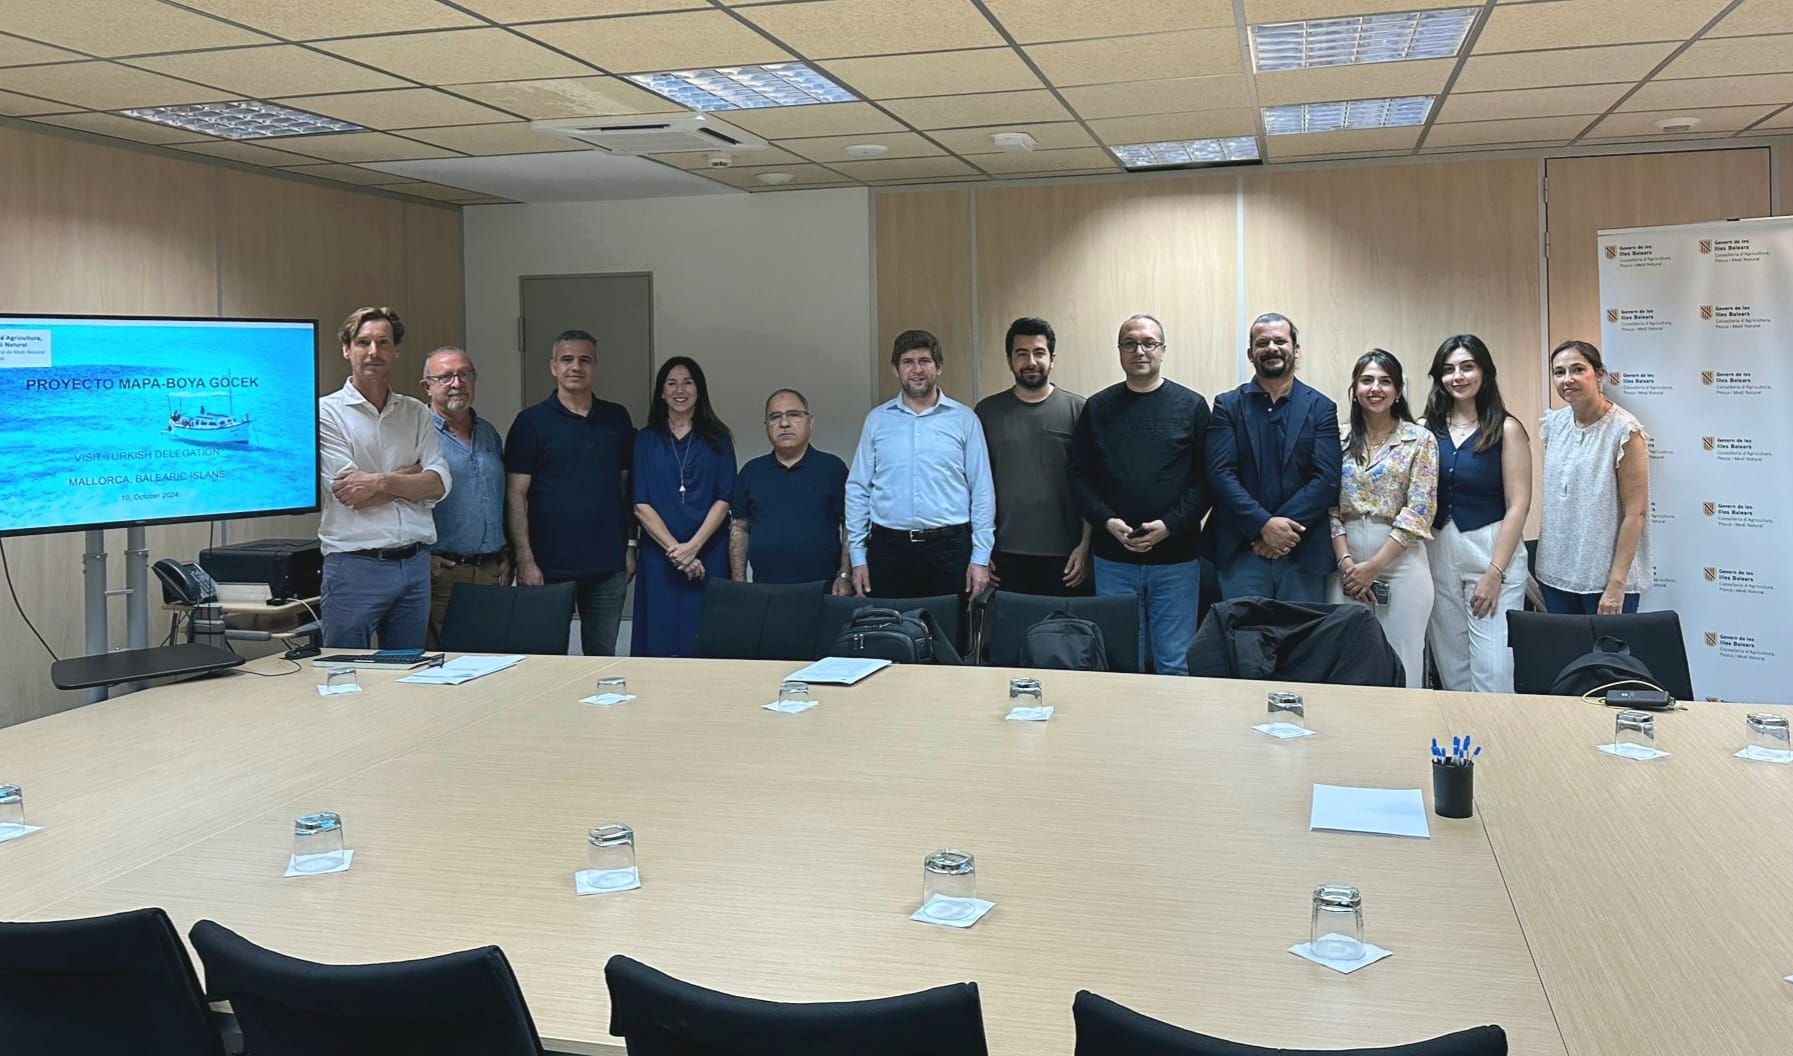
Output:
[670,428,695,501]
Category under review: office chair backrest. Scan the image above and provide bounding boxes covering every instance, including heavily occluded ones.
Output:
[188,919,545,1056]
[816,593,962,658]
[439,581,577,655]
[0,907,224,1056]
[1507,610,1694,701]
[980,591,1139,673]
[606,955,988,1056]
[1072,991,1506,1056]
[693,579,829,660]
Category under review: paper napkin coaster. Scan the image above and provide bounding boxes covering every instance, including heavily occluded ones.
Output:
[1254,722,1315,739]
[910,896,995,929]
[1290,938,1392,974]
[1737,746,1793,764]
[580,693,636,706]
[1597,742,1670,761]
[285,849,353,877]
[764,699,818,713]
[316,684,362,697]
[1005,705,1053,722]
[0,823,43,845]
[575,867,640,895]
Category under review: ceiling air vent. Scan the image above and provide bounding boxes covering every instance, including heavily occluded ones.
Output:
[533,114,766,155]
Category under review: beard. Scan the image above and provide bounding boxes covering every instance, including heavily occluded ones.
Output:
[1256,355,1291,379]
[444,393,471,412]
[1014,368,1049,391]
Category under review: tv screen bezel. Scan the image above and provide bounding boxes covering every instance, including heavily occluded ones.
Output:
[0,311,322,539]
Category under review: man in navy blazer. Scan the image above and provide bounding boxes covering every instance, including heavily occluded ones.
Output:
[1206,313,1342,602]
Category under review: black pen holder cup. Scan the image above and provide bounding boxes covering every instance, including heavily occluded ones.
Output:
[1432,760,1474,819]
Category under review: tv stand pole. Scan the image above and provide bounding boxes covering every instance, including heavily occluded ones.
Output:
[124,525,149,692]
[78,527,155,701]
[82,530,107,705]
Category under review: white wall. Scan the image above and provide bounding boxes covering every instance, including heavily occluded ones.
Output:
[462,187,875,462]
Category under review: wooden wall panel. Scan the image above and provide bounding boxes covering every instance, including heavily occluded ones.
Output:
[403,202,467,370]
[974,177,1238,404]
[873,190,973,404]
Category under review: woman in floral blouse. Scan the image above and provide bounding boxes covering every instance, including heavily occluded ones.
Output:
[1329,349,1439,688]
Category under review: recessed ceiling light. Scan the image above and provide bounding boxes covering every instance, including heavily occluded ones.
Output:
[843,143,887,157]
[1110,137,1260,169]
[1654,115,1702,134]
[119,100,363,140]
[627,63,857,112]
[1262,96,1434,134]
[989,131,1036,153]
[755,172,796,185]
[1250,8,1477,72]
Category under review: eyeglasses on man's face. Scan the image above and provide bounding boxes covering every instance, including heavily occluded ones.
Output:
[766,410,811,425]
[426,370,477,385]
[1118,340,1164,354]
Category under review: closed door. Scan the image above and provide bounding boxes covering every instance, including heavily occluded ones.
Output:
[519,272,654,424]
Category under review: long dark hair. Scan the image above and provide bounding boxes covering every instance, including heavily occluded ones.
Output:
[648,355,731,451]
[1345,349,1414,466]
[1424,334,1519,454]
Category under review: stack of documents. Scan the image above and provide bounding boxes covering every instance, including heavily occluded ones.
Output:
[399,654,525,685]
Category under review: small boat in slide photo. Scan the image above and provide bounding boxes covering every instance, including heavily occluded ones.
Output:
[166,391,252,445]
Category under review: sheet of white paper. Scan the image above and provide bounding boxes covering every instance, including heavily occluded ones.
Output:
[1310,784,1430,839]
[1290,939,1393,974]
[910,896,995,928]
[784,657,892,685]
[284,849,353,877]
[316,683,362,696]
[764,699,818,713]
[1005,705,1053,722]
[1596,742,1670,761]
[1736,746,1793,764]
[1254,721,1315,739]
[580,693,636,707]
[575,867,640,895]
[0,822,43,844]
[398,654,525,685]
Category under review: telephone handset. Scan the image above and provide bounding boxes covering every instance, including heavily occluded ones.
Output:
[153,558,219,606]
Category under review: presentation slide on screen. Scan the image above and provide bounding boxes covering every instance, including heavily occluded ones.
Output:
[0,317,318,535]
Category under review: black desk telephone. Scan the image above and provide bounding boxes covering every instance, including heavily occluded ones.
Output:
[153,558,219,606]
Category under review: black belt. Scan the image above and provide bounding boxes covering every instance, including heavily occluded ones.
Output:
[347,542,425,561]
[434,549,506,567]
[870,523,971,544]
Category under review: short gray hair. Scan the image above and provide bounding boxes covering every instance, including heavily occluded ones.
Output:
[765,387,810,413]
[422,345,470,376]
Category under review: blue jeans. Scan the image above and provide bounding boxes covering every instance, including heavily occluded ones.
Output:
[1094,557,1200,676]
[322,550,432,649]
[1539,582,1640,615]
[1217,550,1327,603]
[551,569,629,656]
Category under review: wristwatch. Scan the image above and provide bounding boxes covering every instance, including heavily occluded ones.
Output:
[836,571,851,580]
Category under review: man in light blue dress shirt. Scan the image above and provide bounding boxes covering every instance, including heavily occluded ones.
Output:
[422,346,509,646]
[846,330,995,600]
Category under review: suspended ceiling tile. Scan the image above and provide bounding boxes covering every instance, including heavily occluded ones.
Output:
[1621,73,1793,112]
[830,154,977,180]
[1262,126,1418,157]
[279,162,415,185]
[1476,0,1729,53]
[738,0,1004,60]
[447,76,670,119]
[27,110,206,143]
[1661,35,1793,80]
[654,144,806,167]
[318,28,594,85]
[3,0,271,56]
[378,180,483,201]
[128,46,410,98]
[1708,0,1793,38]
[175,0,480,39]
[1453,43,1675,93]
[172,139,323,166]
[1751,106,1793,130]
[722,101,903,137]
[986,0,1234,45]
[1422,114,1594,147]
[401,122,587,154]
[927,121,1094,154]
[1061,74,1251,120]
[1244,0,1475,21]
[1423,139,1574,155]
[0,62,239,109]
[255,130,462,162]
[456,0,703,19]
[703,163,853,188]
[0,33,81,67]
[970,146,1118,173]
[820,48,1042,100]
[1433,83,1630,124]
[0,88,73,116]
[1087,108,1256,144]
[276,89,516,130]
[884,90,1070,129]
[1584,105,1779,138]
[520,11,791,73]
[1255,58,1452,107]
[779,130,944,163]
[1025,28,1242,88]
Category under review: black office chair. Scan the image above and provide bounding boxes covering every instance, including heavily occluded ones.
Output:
[816,593,963,658]
[693,579,829,661]
[188,920,545,1056]
[973,590,1140,673]
[1072,991,1506,1056]
[0,908,224,1056]
[438,581,577,655]
[605,955,988,1056]
[1507,609,1694,701]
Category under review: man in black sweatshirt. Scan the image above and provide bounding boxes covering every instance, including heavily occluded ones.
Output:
[1068,314,1212,675]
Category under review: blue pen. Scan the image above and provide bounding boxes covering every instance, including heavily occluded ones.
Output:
[1451,735,1461,760]
[1471,746,1482,760]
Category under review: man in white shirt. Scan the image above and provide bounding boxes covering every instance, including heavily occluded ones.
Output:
[317,306,451,649]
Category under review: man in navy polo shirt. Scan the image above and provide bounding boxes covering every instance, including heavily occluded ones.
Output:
[504,330,636,655]
[730,388,852,593]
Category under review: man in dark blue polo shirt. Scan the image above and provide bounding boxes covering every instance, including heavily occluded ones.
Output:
[730,388,851,593]
[504,330,636,655]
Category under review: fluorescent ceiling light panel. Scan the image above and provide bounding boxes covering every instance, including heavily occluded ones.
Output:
[120,100,363,140]
[1251,8,1476,71]
[627,63,856,111]
[1262,95,1433,134]
[1110,137,1259,168]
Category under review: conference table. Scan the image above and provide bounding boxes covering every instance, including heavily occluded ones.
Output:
[3,655,1789,1055]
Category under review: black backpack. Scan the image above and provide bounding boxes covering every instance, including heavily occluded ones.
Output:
[1549,635,1668,700]
[1019,610,1109,671]
[829,607,961,665]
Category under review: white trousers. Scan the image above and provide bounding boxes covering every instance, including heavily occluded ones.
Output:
[1425,520,1528,693]
[1328,520,1432,690]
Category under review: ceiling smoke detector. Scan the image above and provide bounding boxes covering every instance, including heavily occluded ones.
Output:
[1654,115,1702,134]
[843,143,888,157]
[755,171,795,185]
[989,131,1036,153]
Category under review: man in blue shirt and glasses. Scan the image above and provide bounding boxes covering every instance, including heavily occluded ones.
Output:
[421,346,508,646]
[846,330,995,600]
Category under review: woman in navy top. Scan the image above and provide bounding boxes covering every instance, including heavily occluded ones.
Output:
[1422,334,1532,693]
[632,356,735,657]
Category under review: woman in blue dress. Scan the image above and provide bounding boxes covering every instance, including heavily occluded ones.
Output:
[632,356,735,657]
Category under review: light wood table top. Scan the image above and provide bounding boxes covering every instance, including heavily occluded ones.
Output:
[13,658,1564,1056]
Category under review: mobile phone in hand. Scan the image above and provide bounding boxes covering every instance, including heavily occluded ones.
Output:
[1371,580,1391,605]
[1127,526,1150,539]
